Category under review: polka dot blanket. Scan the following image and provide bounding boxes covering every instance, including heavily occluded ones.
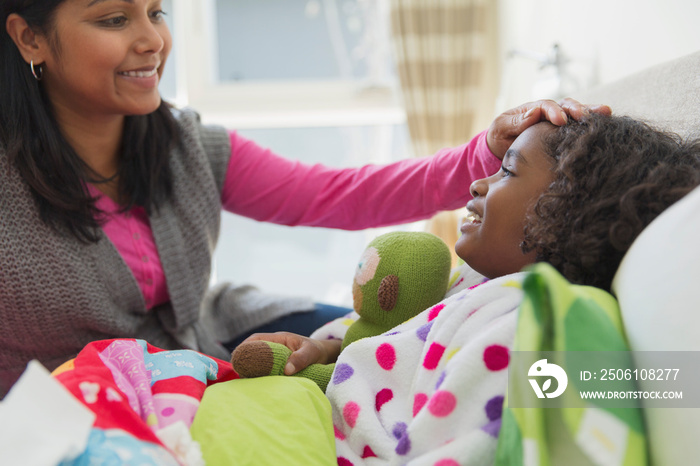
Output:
[317,265,526,465]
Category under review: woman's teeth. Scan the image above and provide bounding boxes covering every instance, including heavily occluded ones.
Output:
[119,69,157,78]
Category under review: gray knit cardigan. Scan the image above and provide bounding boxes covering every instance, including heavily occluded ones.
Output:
[0,109,312,395]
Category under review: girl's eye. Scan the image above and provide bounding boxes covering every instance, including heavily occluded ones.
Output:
[500,165,513,177]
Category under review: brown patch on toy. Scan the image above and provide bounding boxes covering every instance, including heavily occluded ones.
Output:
[231,341,274,378]
[377,274,399,311]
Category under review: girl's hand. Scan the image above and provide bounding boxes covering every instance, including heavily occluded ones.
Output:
[486,98,612,159]
[241,332,342,375]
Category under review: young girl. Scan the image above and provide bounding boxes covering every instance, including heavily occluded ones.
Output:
[240,114,700,463]
[0,0,601,395]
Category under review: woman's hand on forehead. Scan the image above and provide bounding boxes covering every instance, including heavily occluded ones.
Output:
[559,97,612,121]
[486,98,612,160]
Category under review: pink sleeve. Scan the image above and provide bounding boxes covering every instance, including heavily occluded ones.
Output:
[221,130,500,230]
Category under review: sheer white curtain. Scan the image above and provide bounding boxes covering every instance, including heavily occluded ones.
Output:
[389,0,499,265]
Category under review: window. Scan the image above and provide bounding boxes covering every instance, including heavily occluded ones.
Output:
[166,0,403,129]
[214,0,387,82]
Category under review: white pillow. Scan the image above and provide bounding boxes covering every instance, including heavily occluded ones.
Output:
[612,183,700,466]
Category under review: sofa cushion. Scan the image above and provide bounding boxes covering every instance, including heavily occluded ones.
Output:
[576,51,700,139]
[612,183,700,465]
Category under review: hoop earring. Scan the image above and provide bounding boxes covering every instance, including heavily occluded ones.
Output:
[30,60,43,81]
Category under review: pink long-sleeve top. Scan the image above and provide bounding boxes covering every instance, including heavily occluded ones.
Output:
[92,129,499,309]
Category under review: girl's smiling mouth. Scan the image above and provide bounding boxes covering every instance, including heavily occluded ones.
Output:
[464,210,482,224]
[462,201,483,229]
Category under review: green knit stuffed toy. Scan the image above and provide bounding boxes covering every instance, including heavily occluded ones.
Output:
[230,231,452,392]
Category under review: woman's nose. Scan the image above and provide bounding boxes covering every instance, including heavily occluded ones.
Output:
[134,20,165,54]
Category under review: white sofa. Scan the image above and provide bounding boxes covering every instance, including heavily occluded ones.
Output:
[576,50,700,466]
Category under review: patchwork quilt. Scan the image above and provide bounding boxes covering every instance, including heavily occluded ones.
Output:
[52,339,236,465]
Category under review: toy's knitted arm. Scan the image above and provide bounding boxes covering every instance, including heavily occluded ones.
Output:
[230,231,452,392]
[231,341,334,392]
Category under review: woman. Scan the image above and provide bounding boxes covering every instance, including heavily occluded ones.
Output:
[0,0,605,395]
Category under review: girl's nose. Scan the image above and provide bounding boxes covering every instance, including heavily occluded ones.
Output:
[470,177,488,198]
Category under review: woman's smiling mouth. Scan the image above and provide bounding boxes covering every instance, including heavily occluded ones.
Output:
[118,68,158,78]
[116,64,161,88]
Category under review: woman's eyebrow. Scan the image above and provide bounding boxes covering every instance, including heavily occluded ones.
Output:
[88,0,134,6]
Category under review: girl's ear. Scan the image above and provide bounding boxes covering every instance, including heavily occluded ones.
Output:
[5,13,49,65]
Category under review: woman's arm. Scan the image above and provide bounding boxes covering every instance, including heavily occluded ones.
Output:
[221,99,609,229]
[221,130,497,229]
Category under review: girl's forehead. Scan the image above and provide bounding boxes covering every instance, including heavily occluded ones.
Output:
[515,122,557,145]
[509,122,557,164]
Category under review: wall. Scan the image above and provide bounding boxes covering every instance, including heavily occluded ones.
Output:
[495,0,700,112]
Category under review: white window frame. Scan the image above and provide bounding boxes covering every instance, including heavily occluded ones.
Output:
[170,0,406,129]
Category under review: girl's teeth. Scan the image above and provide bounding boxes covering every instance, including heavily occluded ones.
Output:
[465,212,482,223]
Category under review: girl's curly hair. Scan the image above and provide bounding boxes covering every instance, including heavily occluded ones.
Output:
[522,114,700,291]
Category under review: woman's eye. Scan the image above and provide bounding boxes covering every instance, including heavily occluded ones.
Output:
[99,16,127,27]
[151,10,167,21]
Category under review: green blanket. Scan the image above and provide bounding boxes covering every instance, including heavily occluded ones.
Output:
[191,377,336,465]
[495,263,647,466]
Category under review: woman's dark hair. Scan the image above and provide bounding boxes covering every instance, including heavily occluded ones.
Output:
[522,114,700,291]
[1,0,179,243]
